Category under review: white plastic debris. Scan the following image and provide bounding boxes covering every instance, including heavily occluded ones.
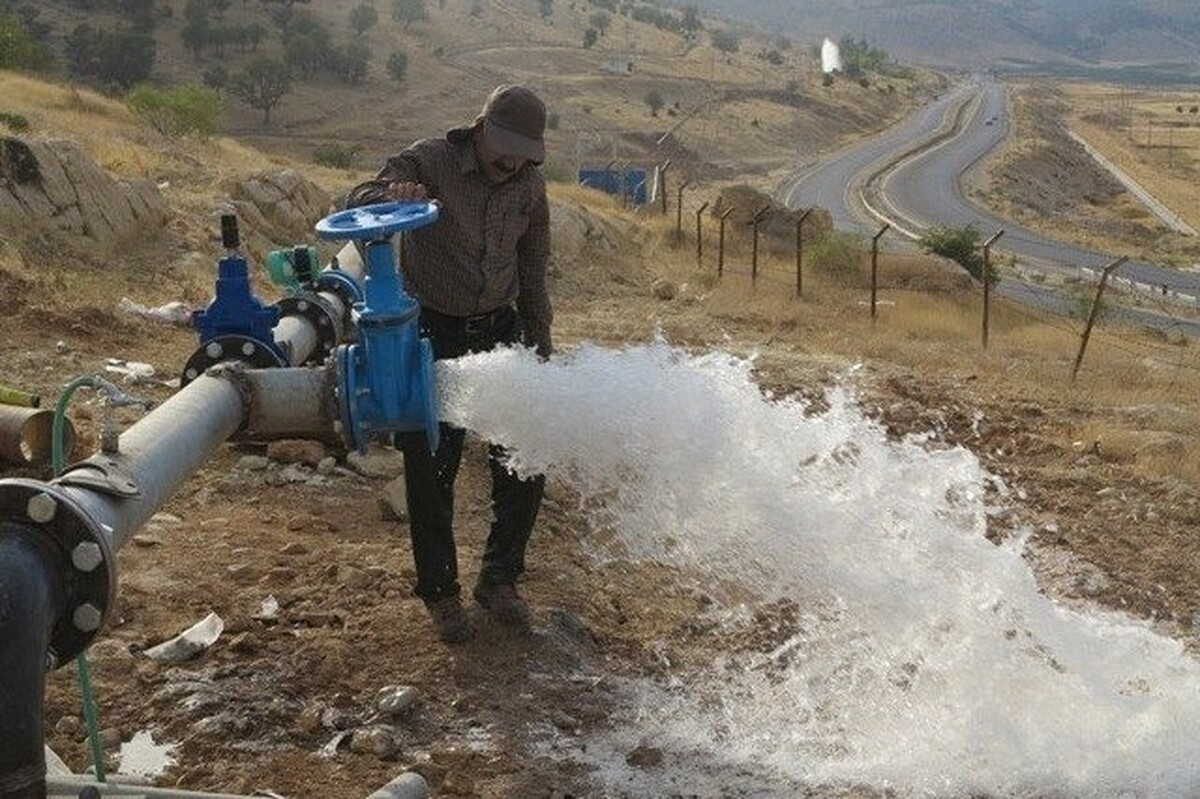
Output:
[117,297,194,327]
[103,358,156,384]
[142,612,224,663]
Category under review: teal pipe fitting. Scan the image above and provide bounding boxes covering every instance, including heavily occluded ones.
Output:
[315,202,441,453]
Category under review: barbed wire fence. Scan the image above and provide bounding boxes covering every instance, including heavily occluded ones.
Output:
[638,176,1200,405]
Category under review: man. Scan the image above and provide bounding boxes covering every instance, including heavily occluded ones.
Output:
[345,85,552,643]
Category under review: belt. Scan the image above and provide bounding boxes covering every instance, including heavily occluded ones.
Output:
[422,305,514,336]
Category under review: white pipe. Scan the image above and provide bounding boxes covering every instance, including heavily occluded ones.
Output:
[53,365,336,554]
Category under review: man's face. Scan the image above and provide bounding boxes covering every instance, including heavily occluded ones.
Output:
[476,134,528,184]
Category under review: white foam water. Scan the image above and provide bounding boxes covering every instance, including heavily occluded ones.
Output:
[437,341,1200,797]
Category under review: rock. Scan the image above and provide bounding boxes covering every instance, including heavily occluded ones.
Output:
[237,455,271,472]
[227,170,332,260]
[267,440,328,466]
[347,446,404,479]
[651,278,677,300]
[1,137,167,248]
[280,541,309,556]
[625,744,663,768]
[54,716,82,738]
[379,477,408,521]
[316,456,337,475]
[376,685,419,716]
[349,725,398,758]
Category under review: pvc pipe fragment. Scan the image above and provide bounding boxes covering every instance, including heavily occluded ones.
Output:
[0,405,75,466]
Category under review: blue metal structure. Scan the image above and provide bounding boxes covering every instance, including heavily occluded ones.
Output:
[315,202,441,453]
[579,167,648,205]
[184,215,287,384]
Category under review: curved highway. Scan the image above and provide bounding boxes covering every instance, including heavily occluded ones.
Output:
[784,77,1200,337]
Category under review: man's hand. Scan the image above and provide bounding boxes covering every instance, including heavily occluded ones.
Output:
[384,181,429,202]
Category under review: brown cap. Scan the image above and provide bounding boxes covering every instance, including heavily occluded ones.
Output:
[477,85,546,164]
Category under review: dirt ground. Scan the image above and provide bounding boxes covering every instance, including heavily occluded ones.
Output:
[3,75,1198,798]
[0,223,1192,798]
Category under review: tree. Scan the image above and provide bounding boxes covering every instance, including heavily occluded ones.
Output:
[919,225,997,286]
[230,56,292,125]
[65,24,156,89]
[582,27,597,48]
[644,90,664,116]
[327,45,369,84]
[127,83,222,138]
[0,10,54,71]
[680,5,702,37]
[386,50,408,81]
[538,0,552,21]
[349,1,378,35]
[391,0,426,29]
[710,28,738,53]
[588,11,609,36]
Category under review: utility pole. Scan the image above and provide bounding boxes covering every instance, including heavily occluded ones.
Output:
[794,208,812,298]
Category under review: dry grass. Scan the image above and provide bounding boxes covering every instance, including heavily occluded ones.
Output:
[620,210,1200,486]
[1062,81,1200,234]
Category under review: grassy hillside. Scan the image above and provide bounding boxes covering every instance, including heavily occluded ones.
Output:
[9,0,940,191]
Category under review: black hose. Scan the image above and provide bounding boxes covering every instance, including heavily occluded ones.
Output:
[0,523,68,799]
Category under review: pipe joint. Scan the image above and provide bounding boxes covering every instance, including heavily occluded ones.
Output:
[0,479,116,667]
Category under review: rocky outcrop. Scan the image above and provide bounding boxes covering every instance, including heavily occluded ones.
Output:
[227,170,333,255]
[0,136,167,246]
[710,184,833,254]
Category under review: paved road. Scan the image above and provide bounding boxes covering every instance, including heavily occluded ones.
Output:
[783,78,1200,338]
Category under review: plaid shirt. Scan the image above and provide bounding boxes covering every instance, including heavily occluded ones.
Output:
[346,127,552,352]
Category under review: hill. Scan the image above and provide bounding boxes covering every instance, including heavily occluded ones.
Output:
[7,0,941,191]
[3,64,1200,795]
[700,0,1200,78]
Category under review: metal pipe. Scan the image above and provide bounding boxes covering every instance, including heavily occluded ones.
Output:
[42,362,338,555]
[273,313,319,364]
[0,406,75,466]
[51,372,245,554]
[238,366,338,442]
[0,526,67,799]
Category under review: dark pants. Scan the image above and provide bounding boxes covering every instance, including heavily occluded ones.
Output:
[397,305,546,602]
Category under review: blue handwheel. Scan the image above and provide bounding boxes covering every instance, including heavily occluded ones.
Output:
[315,201,439,241]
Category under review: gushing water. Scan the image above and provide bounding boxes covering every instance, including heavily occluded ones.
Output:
[438,341,1200,797]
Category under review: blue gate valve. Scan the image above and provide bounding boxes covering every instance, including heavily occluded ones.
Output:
[183,214,287,385]
[314,201,441,453]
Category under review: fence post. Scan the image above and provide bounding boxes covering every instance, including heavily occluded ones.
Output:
[870,223,890,320]
[695,201,709,265]
[751,205,771,286]
[795,208,812,298]
[675,181,690,245]
[658,159,672,216]
[981,229,1004,349]
[718,207,735,279]
[1072,256,1128,381]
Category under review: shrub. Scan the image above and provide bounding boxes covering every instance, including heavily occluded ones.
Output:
[386,50,408,82]
[313,143,358,169]
[807,231,862,278]
[919,224,997,285]
[546,111,560,130]
[0,112,31,132]
[127,83,222,138]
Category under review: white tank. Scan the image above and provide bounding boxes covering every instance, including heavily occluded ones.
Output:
[821,37,843,73]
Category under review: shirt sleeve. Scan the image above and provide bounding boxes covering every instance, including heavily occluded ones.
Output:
[517,179,553,356]
[345,150,423,208]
